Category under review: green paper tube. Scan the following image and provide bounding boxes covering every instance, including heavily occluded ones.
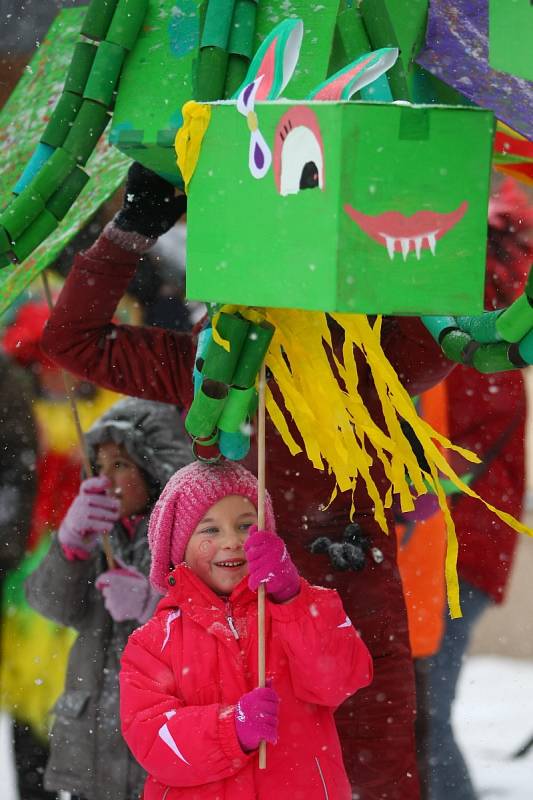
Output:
[219,430,250,460]
[202,313,250,383]
[201,0,235,48]
[232,322,274,388]
[359,0,409,99]
[63,100,111,165]
[228,0,256,58]
[65,42,98,96]
[106,0,149,50]
[84,41,126,106]
[0,253,10,269]
[472,342,516,374]
[518,329,533,365]
[41,91,83,148]
[218,386,256,433]
[13,142,55,194]
[331,6,371,73]
[81,0,118,41]
[185,380,228,438]
[496,294,533,343]
[224,55,249,98]
[1,187,45,242]
[47,167,90,221]
[11,210,58,263]
[456,310,504,344]
[525,264,533,301]
[196,46,228,101]
[193,430,219,447]
[420,315,458,344]
[440,329,472,364]
[32,148,77,201]
[0,226,11,253]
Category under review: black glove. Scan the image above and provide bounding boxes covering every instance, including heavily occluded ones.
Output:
[309,523,379,571]
[114,162,187,239]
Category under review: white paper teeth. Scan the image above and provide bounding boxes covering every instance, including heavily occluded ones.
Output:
[384,235,396,260]
[379,230,440,261]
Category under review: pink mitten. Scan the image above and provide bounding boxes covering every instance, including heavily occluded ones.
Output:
[95,561,159,623]
[58,476,120,554]
[244,526,300,602]
[234,686,280,752]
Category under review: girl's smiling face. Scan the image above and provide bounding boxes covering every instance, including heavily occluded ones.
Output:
[184,495,257,596]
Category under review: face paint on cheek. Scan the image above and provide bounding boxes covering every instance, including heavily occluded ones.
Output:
[198,540,212,554]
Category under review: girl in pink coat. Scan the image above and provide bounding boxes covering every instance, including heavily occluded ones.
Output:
[120,460,372,800]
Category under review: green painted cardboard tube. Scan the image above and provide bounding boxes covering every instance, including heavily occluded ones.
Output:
[224,55,249,98]
[228,0,256,58]
[1,187,45,242]
[219,430,250,460]
[440,329,472,364]
[32,148,77,201]
[218,386,256,433]
[41,92,83,148]
[84,41,126,106]
[202,313,250,383]
[81,0,118,41]
[106,0,149,50]
[420,315,457,344]
[525,264,533,300]
[232,321,274,388]
[63,100,111,165]
[185,379,228,438]
[359,0,409,99]
[11,210,58,263]
[472,342,516,374]
[65,42,98,96]
[518,328,533,364]
[201,0,235,48]
[456,310,504,344]
[496,294,533,343]
[47,167,90,221]
[0,225,11,253]
[196,46,228,101]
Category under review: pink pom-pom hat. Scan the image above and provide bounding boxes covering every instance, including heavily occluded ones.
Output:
[148,460,276,593]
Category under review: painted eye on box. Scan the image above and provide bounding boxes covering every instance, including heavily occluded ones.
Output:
[274,106,325,196]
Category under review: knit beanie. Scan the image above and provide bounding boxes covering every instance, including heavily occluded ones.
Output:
[148,460,276,593]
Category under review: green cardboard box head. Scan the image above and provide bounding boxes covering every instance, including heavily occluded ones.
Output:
[186,19,494,316]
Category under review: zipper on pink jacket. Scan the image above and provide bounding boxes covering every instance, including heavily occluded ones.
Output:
[224,600,239,640]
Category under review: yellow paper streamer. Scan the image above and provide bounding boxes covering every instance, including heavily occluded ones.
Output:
[175,101,211,192]
[228,306,532,618]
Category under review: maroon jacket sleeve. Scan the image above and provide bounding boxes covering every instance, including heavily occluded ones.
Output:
[41,235,196,410]
[381,316,455,396]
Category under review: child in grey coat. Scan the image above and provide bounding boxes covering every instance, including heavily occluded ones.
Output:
[26,398,191,800]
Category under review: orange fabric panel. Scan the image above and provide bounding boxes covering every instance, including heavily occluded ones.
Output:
[397,382,448,658]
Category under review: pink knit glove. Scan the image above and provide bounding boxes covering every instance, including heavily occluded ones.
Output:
[244,526,300,602]
[95,561,160,623]
[234,687,280,752]
[58,476,120,555]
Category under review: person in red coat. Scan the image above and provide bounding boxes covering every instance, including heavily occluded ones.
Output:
[42,164,453,799]
[415,178,533,800]
[120,460,372,800]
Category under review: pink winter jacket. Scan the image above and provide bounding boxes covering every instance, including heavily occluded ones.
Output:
[120,565,372,800]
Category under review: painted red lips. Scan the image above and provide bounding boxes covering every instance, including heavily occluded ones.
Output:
[344,201,468,261]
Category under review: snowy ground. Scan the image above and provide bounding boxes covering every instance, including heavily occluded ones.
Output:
[1,655,532,799]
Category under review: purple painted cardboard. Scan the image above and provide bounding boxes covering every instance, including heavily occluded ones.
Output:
[416,0,533,140]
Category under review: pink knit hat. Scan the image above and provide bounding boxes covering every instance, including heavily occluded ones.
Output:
[148,460,276,593]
